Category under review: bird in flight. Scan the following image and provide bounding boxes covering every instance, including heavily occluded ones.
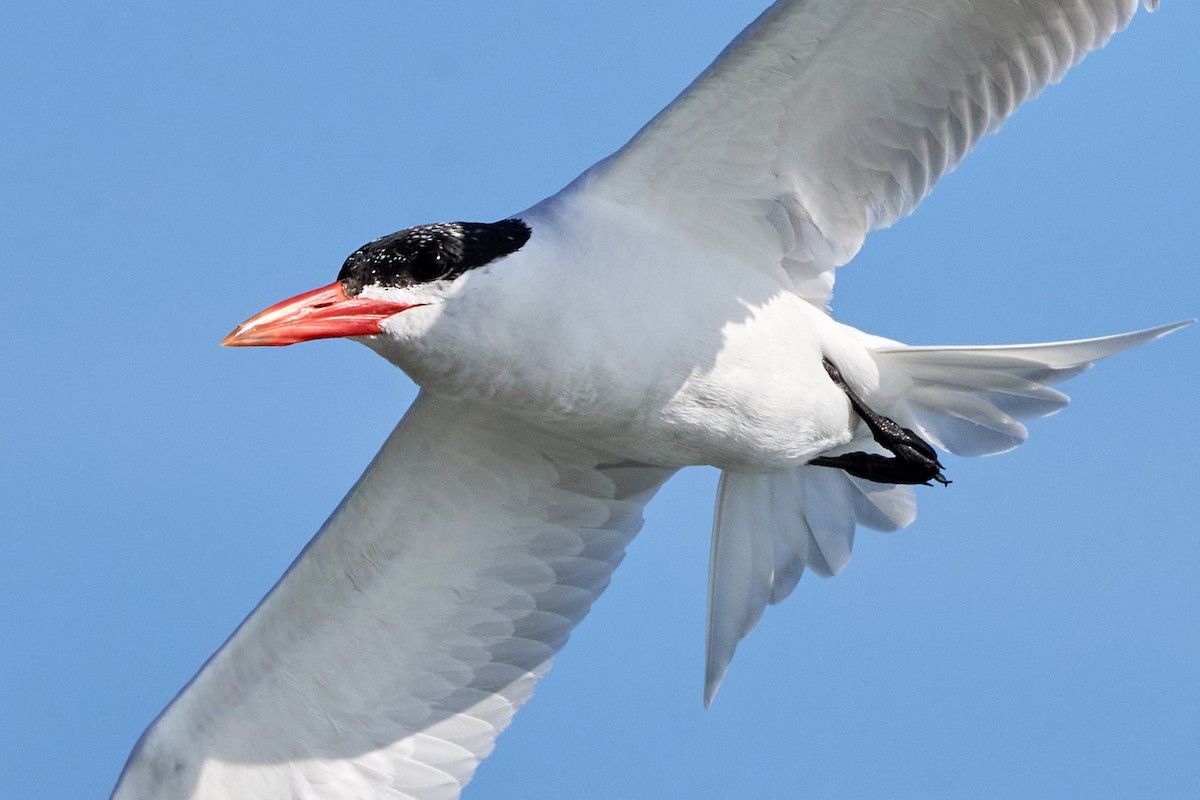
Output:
[112,1,1186,798]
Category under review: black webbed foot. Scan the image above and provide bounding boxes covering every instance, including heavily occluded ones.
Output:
[810,358,951,487]
[810,451,950,486]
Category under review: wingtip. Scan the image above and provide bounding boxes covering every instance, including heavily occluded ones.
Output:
[1140,319,1195,343]
[703,661,727,708]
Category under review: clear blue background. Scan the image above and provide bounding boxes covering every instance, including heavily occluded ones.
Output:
[2,2,1197,798]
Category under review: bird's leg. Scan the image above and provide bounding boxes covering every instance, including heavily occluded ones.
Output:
[809,358,950,486]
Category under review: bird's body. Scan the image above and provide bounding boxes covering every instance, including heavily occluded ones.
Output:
[373,190,866,470]
[110,0,1189,798]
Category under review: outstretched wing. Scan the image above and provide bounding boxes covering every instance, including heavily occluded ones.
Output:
[112,392,673,800]
[571,0,1150,308]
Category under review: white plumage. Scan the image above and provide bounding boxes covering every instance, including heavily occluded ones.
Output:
[116,396,673,798]
[113,1,1186,798]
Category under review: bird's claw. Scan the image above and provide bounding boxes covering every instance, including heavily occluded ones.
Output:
[810,358,951,487]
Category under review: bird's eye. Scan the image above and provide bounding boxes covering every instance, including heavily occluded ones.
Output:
[409,248,453,283]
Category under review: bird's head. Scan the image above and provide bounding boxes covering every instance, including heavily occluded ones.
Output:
[222,219,532,349]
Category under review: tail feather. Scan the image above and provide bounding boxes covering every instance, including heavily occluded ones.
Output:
[904,366,1071,417]
[878,321,1187,366]
[704,321,1190,705]
[903,388,1030,456]
[705,467,915,705]
[878,322,1189,456]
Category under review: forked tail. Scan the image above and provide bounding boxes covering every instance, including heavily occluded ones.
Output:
[870,322,1188,457]
[704,321,1190,705]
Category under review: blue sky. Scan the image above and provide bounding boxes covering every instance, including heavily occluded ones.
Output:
[2,2,1197,798]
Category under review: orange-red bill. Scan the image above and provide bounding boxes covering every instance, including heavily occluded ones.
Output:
[221,282,418,347]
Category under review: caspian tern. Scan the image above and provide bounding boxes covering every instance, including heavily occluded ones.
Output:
[112,1,1188,798]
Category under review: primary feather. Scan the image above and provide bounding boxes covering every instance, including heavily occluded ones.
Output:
[579,0,1151,307]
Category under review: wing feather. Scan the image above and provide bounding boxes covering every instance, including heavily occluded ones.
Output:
[570,0,1148,307]
[112,392,673,800]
